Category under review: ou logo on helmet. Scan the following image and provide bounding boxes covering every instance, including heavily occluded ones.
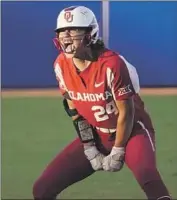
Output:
[64,11,73,22]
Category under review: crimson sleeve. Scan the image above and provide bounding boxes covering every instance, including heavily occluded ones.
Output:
[111,56,135,100]
[54,62,67,96]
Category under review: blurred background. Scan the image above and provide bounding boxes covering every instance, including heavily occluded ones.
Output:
[2,1,177,88]
[1,1,177,199]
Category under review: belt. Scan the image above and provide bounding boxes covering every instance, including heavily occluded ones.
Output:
[96,122,143,134]
[96,127,116,134]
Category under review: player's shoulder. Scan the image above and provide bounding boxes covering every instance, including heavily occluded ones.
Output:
[99,49,119,60]
[98,49,123,68]
[53,53,66,69]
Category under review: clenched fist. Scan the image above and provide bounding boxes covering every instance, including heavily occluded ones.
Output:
[102,146,125,172]
[84,145,105,171]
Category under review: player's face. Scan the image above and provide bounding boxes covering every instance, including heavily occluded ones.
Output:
[58,28,86,57]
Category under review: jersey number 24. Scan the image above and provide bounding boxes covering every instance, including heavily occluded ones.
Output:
[91,100,118,122]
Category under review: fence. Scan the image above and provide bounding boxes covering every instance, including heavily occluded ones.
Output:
[1,1,177,88]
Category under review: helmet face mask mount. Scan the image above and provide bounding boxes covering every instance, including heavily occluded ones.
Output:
[53,6,104,61]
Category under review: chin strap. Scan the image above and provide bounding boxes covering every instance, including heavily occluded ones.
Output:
[53,37,61,51]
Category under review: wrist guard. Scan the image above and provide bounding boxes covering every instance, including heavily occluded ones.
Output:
[63,98,98,143]
[73,116,98,143]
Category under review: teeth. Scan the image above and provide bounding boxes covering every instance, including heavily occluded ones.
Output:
[66,46,72,51]
[65,45,74,53]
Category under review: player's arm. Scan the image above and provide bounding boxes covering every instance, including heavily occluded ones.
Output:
[114,98,134,147]
[63,96,105,171]
[103,56,137,172]
[54,62,96,144]
[63,96,97,144]
[54,62,95,143]
[112,57,136,147]
[54,62,105,170]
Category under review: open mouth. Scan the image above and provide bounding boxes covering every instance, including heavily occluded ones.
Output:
[64,43,76,53]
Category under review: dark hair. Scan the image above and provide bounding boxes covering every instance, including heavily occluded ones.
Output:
[74,38,106,61]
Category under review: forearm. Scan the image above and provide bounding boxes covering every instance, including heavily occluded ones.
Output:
[71,116,94,146]
[114,99,135,147]
[102,104,134,172]
[64,99,97,145]
[64,99,104,170]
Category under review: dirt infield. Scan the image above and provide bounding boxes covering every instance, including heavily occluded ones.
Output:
[1,88,177,98]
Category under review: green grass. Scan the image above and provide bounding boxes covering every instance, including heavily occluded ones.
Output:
[2,96,177,199]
